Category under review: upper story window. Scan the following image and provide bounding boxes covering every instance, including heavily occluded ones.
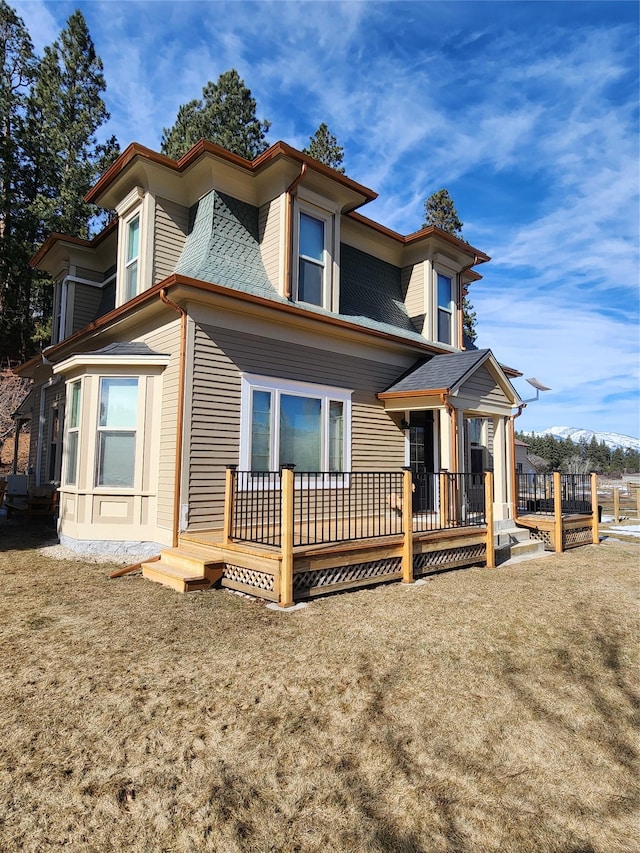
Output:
[124,215,140,301]
[292,193,339,311]
[437,272,454,345]
[298,212,325,306]
[116,186,149,307]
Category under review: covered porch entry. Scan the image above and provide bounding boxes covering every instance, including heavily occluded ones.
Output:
[378,348,522,524]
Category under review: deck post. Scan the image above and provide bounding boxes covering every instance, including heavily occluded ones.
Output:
[591,473,599,545]
[280,465,295,607]
[553,471,563,553]
[223,465,236,546]
[439,470,450,526]
[485,471,495,568]
[402,467,414,583]
[613,487,620,524]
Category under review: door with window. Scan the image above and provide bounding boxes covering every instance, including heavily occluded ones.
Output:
[409,411,435,511]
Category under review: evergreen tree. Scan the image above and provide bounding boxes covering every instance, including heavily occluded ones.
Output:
[302,122,344,172]
[423,188,464,235]
[161,69,270,161]
[423,188,477,343]
[24,10,118,346]
[27,10,118,240]
[0,1,37,361]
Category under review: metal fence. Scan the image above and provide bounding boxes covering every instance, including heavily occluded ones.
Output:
[231,469,488,548]
[516,473,593,516]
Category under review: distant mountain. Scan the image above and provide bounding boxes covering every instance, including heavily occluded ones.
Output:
[528,426,640,452]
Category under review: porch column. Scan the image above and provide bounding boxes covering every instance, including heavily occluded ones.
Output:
[439,408,454,471]
[492,416,510,521]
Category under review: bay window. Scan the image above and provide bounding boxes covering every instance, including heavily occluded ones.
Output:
[96,377,138,487]
[241,375,351,474]
[65,380,81,485]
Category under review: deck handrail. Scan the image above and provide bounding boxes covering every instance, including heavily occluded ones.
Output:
[515,472,594,516]
[228,468,488,548]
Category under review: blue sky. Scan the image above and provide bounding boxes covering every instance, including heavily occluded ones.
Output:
[14,0,640,438]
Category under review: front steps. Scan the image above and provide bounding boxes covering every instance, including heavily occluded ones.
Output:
[494,521,546,566]
[142,548,224,593]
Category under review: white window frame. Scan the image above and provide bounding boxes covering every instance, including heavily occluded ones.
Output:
[293,199,334,310]
[63,379,82,487]
[115,186,153,307]
[95,376,140,489]
[123,214,140,302]
[435,268,456,346]
[239,374,352,485]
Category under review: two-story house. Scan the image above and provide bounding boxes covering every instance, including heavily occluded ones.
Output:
[17,139,526,601]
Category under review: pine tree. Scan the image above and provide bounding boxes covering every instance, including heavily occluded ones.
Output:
[302,123,344,172]
[0,1,37,362]
[27,10,118,240]
[422,188,477,343]
[161,69,270,161]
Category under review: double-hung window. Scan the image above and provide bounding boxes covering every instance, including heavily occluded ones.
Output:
[96,377,138,487]
[241,375,351,474]
[124,215,140,302]
[65,380,81,485]
[437,273,454,345]
[298,212,325,306]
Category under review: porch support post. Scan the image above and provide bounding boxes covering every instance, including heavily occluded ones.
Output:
[401,467,414,584]
[591,473,599,545]
[553,471,563,553]
[492,416,509,521]
[223,465,236,546]
[439,470,450,525]
[280,465,295,608]
[485,471,495,568]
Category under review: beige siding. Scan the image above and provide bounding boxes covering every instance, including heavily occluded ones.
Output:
[154,197,189,283]
[401,263,424,333]
[142,319,182,530]
[460,365,511,408]
[258,197,281,290]
[71,283,103,333]
[188,322,406,530]
[75,267,104,282]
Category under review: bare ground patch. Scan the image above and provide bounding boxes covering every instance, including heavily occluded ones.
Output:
[0,524,638,852]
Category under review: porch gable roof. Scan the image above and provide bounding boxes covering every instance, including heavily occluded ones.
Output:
[378,348,522,408]
[379,349,490,397]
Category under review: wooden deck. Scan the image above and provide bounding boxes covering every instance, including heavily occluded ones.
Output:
[171,524,489,604]
[515,511,597,552]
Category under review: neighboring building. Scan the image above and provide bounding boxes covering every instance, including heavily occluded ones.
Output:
[17,139,522,558]
[514,438,538,475]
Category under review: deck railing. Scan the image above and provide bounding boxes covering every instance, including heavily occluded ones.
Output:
[229,468,487,548]
[516,473,593,516]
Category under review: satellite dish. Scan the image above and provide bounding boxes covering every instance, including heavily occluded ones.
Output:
[526,377,552,392]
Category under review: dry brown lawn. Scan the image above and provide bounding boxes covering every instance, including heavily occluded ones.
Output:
[0,524,638,852]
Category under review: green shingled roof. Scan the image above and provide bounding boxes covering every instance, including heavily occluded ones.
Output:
[173,189,442,347]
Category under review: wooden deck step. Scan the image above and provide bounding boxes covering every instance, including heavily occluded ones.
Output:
[142,548,224,593]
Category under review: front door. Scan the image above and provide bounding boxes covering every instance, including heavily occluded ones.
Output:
[409,411,435,511]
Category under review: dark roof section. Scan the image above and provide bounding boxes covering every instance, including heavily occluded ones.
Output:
[91,342,167,357]
[175,190,279,299]
[382,349,491,394]
[339,244,418,333]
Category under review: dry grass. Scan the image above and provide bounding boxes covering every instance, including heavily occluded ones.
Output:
[0,524,638,852]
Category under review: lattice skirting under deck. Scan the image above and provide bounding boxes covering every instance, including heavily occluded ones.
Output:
[414,543,486,575]
[294,557,402,594]
[529,528,553,550]
[563,526,592,549]
[223,564,275,592]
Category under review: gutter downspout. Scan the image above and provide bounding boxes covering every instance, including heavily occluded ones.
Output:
[440,392,458,473]
[284,163,307,299]
[160,288,187,548]
[509,403,526,520]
